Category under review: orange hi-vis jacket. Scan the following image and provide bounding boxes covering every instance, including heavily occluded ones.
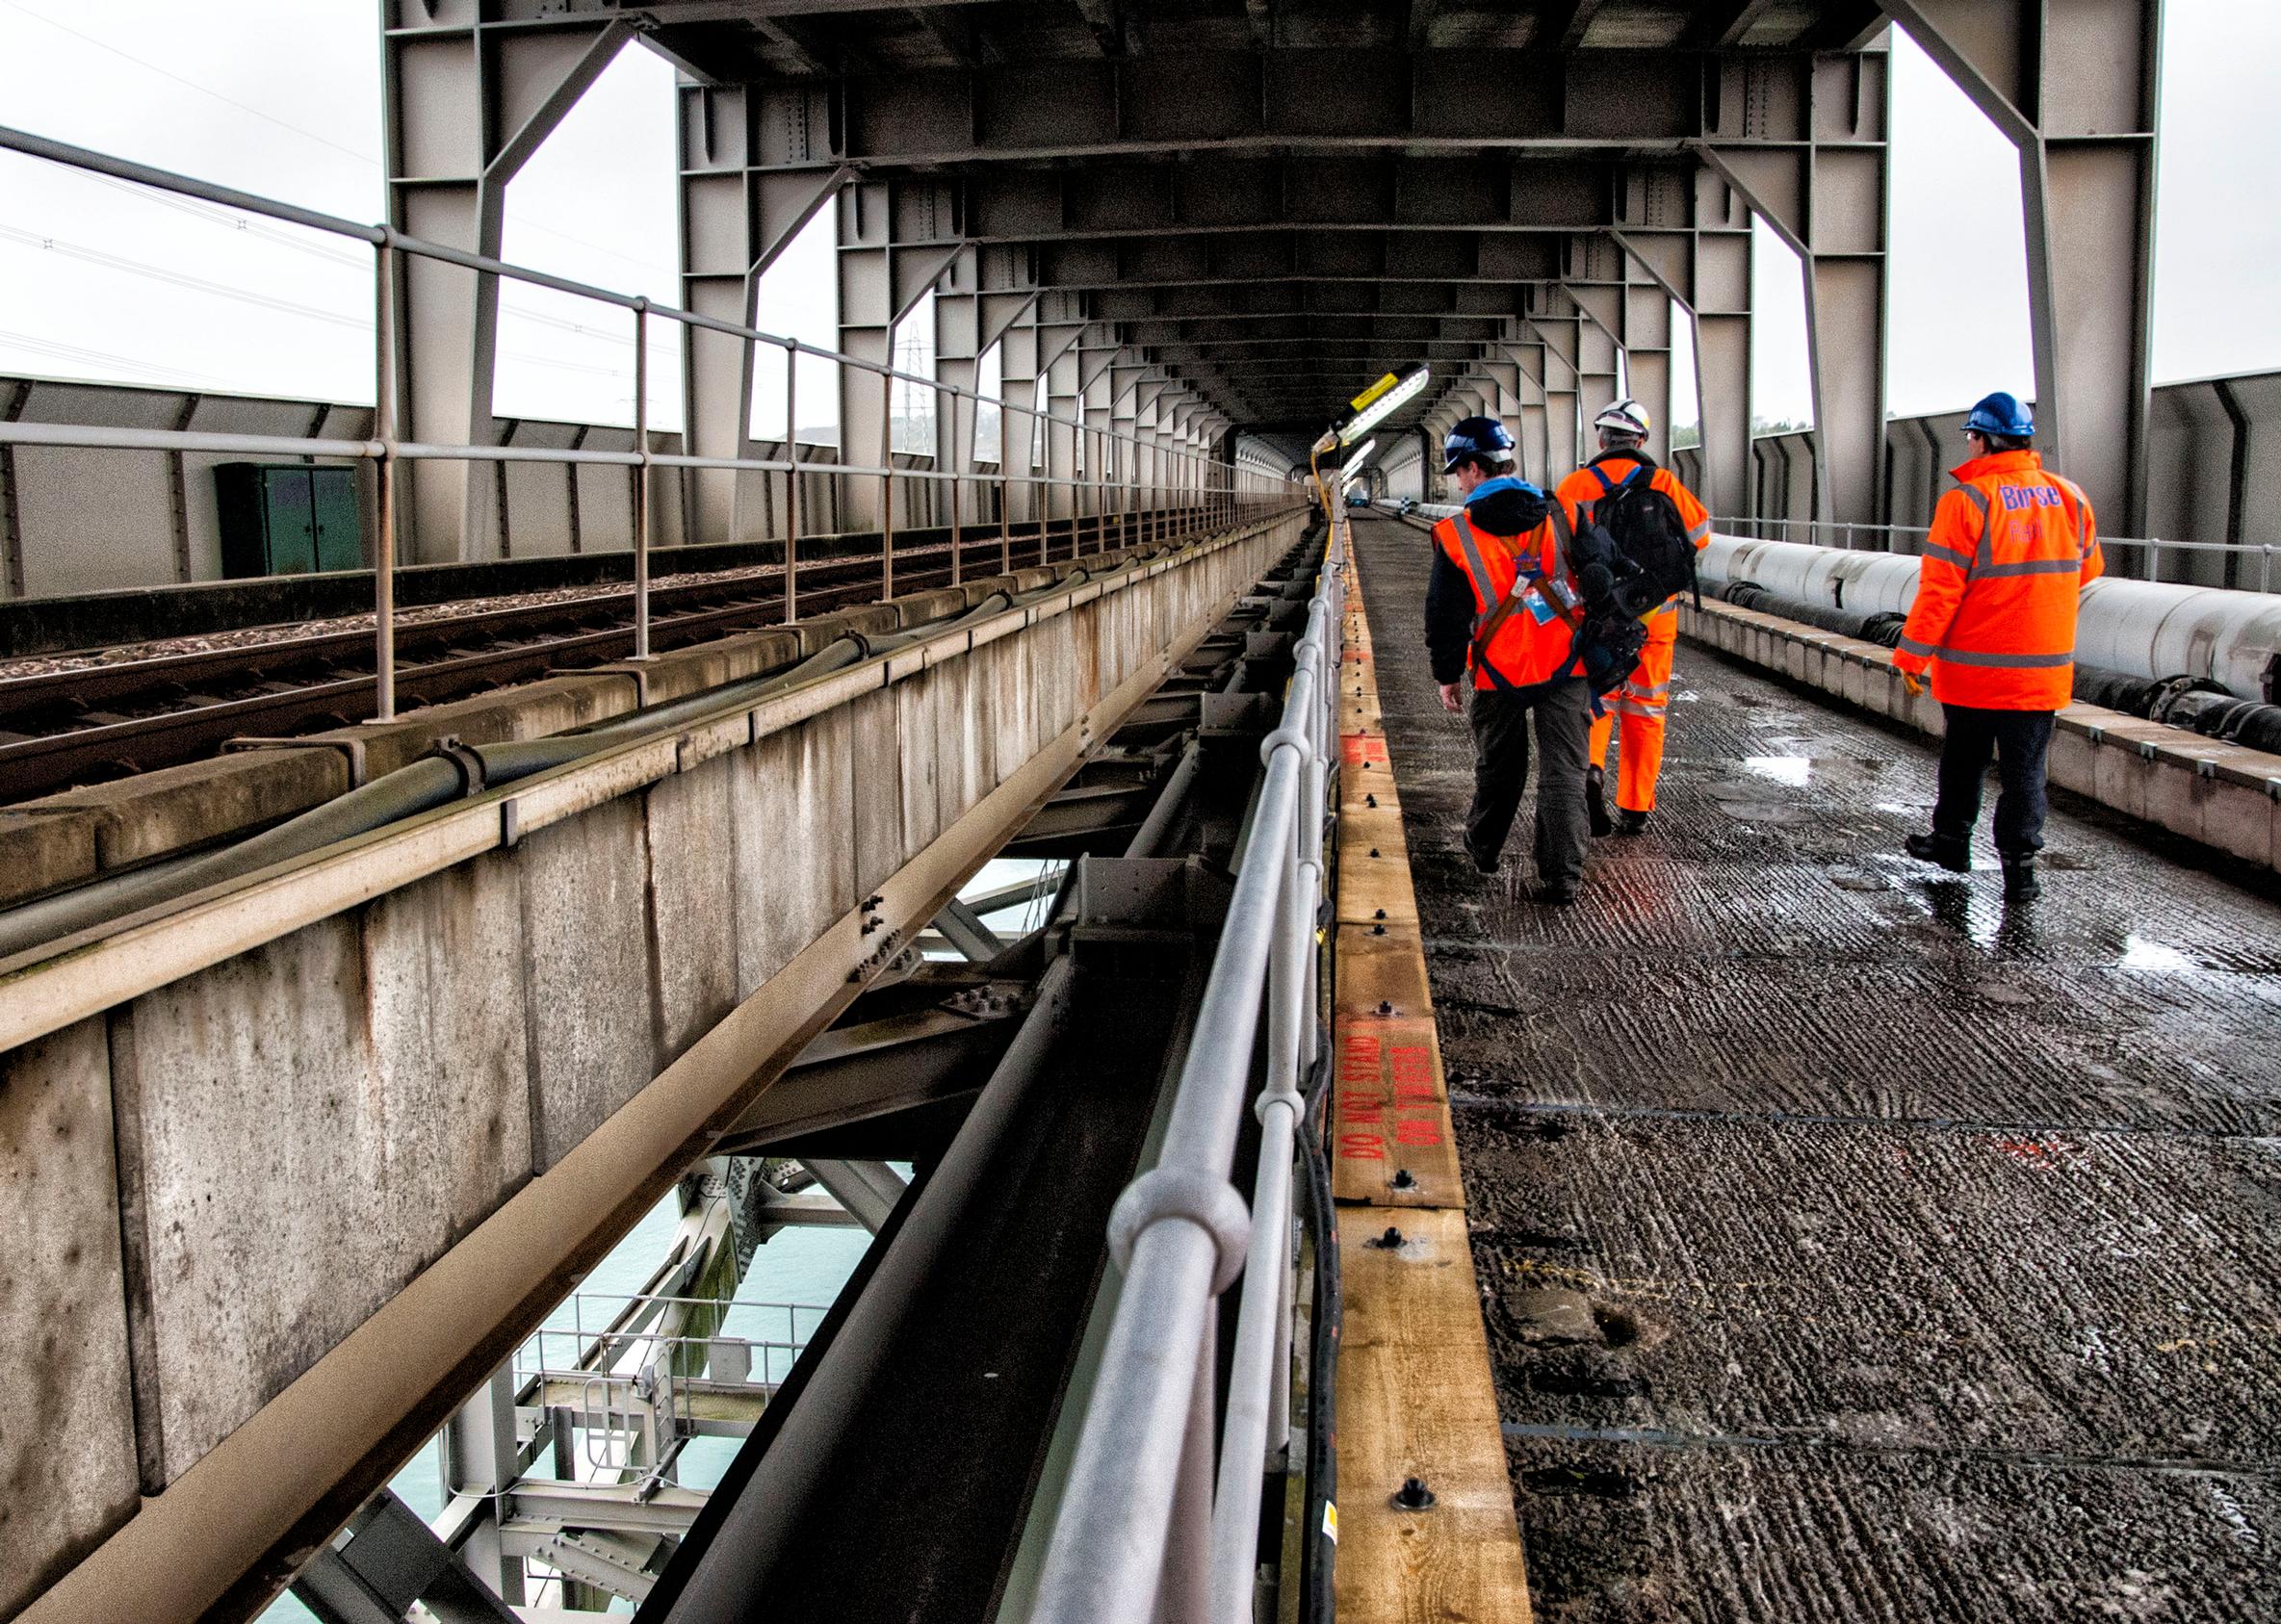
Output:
[1553,452,1713,647]
[1893,449,2104,710]
[1431,494,1589,690]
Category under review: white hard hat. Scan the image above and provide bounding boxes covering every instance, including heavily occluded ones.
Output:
[1594,398,1651,438]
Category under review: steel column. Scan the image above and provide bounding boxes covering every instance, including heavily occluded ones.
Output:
[382,15,630,562]
[1877,0,2162,532]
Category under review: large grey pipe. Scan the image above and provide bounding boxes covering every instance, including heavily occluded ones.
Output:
[1701,533,2281,703]
[0,556,1130,961]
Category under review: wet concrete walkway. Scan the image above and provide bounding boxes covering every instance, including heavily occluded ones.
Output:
[1350,515,2281,1621]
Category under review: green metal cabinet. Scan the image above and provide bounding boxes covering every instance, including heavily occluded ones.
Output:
[214,463,365,578]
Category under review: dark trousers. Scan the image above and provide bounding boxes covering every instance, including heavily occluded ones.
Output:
[1467,681,1593,883]
[1933,704,2056,859]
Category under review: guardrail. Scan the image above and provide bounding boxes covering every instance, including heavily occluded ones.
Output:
[0,123,1292,712]
[513,1292,821,1471]
[1030,512,1342,1622]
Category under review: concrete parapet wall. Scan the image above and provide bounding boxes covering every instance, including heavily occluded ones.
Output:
[1678,597,2281,874]
[0,508,1308,1622]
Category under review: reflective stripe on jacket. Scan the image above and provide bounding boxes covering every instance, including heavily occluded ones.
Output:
[1554,452,1712,640]
[1892,449,2104,709]
[1430,497,1586,690]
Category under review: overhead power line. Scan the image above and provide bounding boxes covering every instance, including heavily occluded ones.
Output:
[0,0,380,168]
[4,0,681,287]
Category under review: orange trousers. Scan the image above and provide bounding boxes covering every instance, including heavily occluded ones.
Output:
[1588,625,1676,812]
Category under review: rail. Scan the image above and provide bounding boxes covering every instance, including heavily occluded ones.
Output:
[0,123,1290,718]
[1029,511,1342,1621]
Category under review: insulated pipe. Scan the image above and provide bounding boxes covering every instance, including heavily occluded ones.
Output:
[0,551,1136,960]
[1701,534,2281,702]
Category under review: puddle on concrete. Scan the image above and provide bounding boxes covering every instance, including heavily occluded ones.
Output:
[2120,935,2195,973]
[1743,755,1813,786]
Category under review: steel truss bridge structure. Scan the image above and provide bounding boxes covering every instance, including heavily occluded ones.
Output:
[4,6,2259,1624]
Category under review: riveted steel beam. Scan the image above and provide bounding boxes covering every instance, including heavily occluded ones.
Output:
[1877,0,2161,533]
[383,14,633,562]
[1700,42,1892,527]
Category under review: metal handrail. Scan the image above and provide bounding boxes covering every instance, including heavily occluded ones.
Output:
[0,121,1300,716]
[1030,510,1343,1623]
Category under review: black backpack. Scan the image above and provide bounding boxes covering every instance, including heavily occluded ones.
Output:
[1543,505,1649,702]
[1586,458,1701,617]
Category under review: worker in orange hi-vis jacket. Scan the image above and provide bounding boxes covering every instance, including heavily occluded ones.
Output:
[1423,417,1596,905]
[1554,398,1712,837]
[1892,391,2103,903]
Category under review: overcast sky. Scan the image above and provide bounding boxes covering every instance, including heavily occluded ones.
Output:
[0,1,2272,438]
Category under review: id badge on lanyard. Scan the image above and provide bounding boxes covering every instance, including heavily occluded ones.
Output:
[1516,569,1556,625]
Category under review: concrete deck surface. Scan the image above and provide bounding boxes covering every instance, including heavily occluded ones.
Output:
[1351,515,2281,1622]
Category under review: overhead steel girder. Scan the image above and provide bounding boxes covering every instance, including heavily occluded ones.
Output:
[1695,44,1893,527]
[769,49,1788,167]
[1144,352,1489,381]
[835,177,966,528]
[1875,0,2161,533]
[960,155,1621,240]
[1090,281,1532,322]
[1118,300,1519,336]
[1125,317,1507,348]
[383,13,635,563]
[1606,160,1758,517]
[677,77,858,544]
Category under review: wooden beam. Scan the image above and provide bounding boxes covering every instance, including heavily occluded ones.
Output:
[1326,547,1533,1624]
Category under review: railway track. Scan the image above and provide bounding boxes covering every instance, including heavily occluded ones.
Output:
[0,525,1121,803]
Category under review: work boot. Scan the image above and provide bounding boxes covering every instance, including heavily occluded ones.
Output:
[1585,766,1615,837]
[2001,858,2042,902]
[1905,832,1970,873]
[1466,841,1500,877]
[1533,879,1578,907]
[1614,808,1650,837]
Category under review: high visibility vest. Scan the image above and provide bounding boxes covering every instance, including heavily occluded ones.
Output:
[1431,502,1582,690]
[1554,453,1713,644]
[1894,450,2104,710]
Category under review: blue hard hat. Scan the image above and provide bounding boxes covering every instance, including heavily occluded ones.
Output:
[1443,415,1516,474]
[1963,391,2034,439]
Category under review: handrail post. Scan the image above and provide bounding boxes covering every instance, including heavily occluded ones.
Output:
[632,297,652,662]
[784,343,799,623]
[881,368,896,600]
[947,377,963,587]
[370,236,399,724]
